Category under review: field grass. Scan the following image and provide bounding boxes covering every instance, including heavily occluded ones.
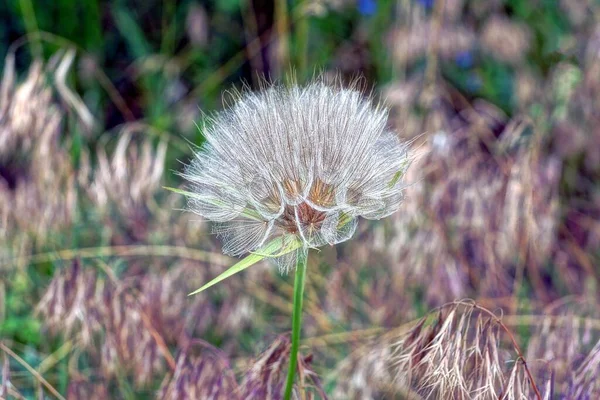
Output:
[1,0,600,398]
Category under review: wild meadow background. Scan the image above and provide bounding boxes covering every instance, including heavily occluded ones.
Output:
[1,0,600,398]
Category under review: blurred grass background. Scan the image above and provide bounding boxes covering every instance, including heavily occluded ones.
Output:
[1,0,600,399]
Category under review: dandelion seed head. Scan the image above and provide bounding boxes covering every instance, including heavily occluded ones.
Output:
[182,80,410,271]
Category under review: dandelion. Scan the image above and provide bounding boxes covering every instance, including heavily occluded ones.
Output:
[177,79,411,399]
[181,80,410,270]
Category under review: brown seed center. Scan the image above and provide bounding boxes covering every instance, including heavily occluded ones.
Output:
[277,202,326,234]
[274,178,334,234]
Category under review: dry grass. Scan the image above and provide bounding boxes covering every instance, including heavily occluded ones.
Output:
[2,1,600,398]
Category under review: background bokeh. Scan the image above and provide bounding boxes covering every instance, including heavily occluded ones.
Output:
[1,0,600,398]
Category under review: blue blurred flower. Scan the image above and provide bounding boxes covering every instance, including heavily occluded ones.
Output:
[416,0,435,10]
[358,0,377,16]
[455,51,474,69]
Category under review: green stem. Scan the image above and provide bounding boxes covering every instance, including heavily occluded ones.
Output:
[296,8,309,79]
[283,247,308,400]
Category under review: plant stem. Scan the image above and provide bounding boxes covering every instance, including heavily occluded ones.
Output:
[296,7,309,79]
[274,0,290,73]
[283,247,308,400]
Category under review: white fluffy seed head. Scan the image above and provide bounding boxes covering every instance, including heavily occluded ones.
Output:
[182,80,411,271]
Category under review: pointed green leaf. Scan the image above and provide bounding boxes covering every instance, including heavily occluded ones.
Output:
[163,186,196,197]
[187,252,264,296]
[188,236,302,296]
[164,186,263,220]
[388,170,403,188]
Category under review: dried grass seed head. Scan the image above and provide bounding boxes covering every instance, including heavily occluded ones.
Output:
[182,81,410,271]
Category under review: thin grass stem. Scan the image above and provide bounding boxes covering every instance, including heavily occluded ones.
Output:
[283,247,308,400]
[296,6,309,78]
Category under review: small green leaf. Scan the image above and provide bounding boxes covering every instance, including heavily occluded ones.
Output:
[163,186,199,197]
[164,186,263,220]
[188,237,302,296]
[163,186,210,201]
[388,170,403,188]
[188,253,262,296]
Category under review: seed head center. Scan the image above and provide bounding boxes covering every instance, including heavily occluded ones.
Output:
[278,202,326,234]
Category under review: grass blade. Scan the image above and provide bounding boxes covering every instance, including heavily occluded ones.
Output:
[188,236,302,296]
